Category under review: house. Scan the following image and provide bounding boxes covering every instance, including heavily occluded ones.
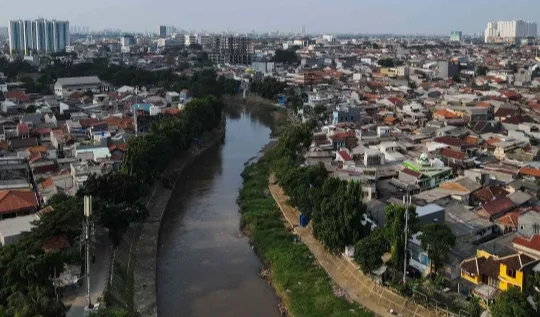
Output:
[476,197,516,221]
[0,190,39,220]
[461,249,538,294]
[517,166,540,181]
[332,105,362,124]
[328,131,357,150]
[471,185,510,206]
[438,148,475,172]
[9,137,38,151]
[335,150,354,169]
[0,214,35,245]
[399,154,453,190]
[438,176,482,204]
[506,179,540,198]
[54,76,104,98]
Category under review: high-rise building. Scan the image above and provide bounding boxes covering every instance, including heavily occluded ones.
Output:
[121,35,136,47]
[449,31,463,42]
[158,25,167,38]
[484,20,537,43]
[8,19,70,55]
[209,36,251,65]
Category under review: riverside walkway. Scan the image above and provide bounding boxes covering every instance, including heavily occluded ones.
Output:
[268,175,448,317]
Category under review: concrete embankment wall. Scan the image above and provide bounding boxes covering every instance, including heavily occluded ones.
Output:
[132,122,226,317]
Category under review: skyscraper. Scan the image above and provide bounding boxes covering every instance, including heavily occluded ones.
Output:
[449,31,463,42]
[8,19,70,55]
[209,36,251,65]
[484,20,537,43]
[158,25,167,38]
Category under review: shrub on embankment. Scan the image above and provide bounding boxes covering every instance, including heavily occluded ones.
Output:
[239,158,373,317]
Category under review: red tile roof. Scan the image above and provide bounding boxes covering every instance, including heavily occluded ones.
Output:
[108,143,128,152]
[17,123,29,134]
[513,234,540,252]
[337,150,353,161]
[440,148,466,160]
[434,136,462,147]
[402,168,421,178]
[0,190,38,214]
[479,197,516,217]
[4,91,30,102]
[519,167,540,178]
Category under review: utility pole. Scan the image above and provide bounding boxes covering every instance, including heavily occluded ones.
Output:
[403,190,411,283]
[84,195,96,315]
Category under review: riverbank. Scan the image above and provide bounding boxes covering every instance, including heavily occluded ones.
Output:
[132,120,226,317]
[238,158,373,317]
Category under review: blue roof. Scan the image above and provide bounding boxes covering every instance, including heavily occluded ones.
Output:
[132,103,153,113]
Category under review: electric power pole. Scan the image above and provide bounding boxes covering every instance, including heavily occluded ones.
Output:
[403,191,411,283]
[84,196,95,315]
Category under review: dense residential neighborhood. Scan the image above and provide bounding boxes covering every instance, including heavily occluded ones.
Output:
[3,22,540,317]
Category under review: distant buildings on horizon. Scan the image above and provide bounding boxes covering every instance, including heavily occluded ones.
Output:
[8,19,70,55]
[484,20,537,44]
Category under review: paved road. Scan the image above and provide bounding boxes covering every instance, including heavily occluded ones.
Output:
[65,227,110,317]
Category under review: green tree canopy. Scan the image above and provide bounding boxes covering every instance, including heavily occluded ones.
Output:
[419,223,456,275]
[491,287,534,317]
[384,204,419,268]
[354,228,389,274]
[477,66,489,76]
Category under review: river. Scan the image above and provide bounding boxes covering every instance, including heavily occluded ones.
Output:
[156,107,281,317]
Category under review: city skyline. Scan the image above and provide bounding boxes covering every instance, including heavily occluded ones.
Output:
[2,0,540,35]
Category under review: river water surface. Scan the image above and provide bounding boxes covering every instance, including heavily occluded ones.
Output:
[156,108,281,317]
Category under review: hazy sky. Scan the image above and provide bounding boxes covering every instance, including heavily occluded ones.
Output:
[2,0,540,34]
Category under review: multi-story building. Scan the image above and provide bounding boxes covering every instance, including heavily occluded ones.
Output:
[449,31,463,42]
[8,19,70,55]
[184,34,197,46]
[158,25,167,38]
[120,35,136,47]
[485,20,537,43]
[209,36,251,65]
[196,34,211,48]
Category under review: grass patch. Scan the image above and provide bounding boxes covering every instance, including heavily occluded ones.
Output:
[105,262,134,310]
[239,158,373,317]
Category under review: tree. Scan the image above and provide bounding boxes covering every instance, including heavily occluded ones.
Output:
[419,223,456,275]
[312,179,369,253]
[491,287,534,317]
[378,58,395,68]
[466,297,483,317]
[313,104,326,117]
[354,228,388,274]
[477,66,488,76]
[452,75,462,83]
[408,81,417,89]
[188,43,202,50]
[272,49,299,64]
[384,204,419,269]
[24,105,37,113]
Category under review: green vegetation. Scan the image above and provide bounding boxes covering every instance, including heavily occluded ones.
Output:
[491,287,534,317]
[476,65,489,76]
[0,58,240,97]
[378,58,397,68]
[250,77,288,100]
[272,48,299,64]
[0,60,233,316]
[354,228,388,274]
[239,157,372,317]
[419,223,456,274]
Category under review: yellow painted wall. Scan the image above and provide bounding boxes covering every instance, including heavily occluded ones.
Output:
[476,250,492,258]
[461,271,480,284]
[499,263,524,290]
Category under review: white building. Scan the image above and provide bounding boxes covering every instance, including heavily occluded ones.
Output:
[485,20,537,43]
[120,35,136,47]
[184,34,197,46]
[9,19,70,55]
